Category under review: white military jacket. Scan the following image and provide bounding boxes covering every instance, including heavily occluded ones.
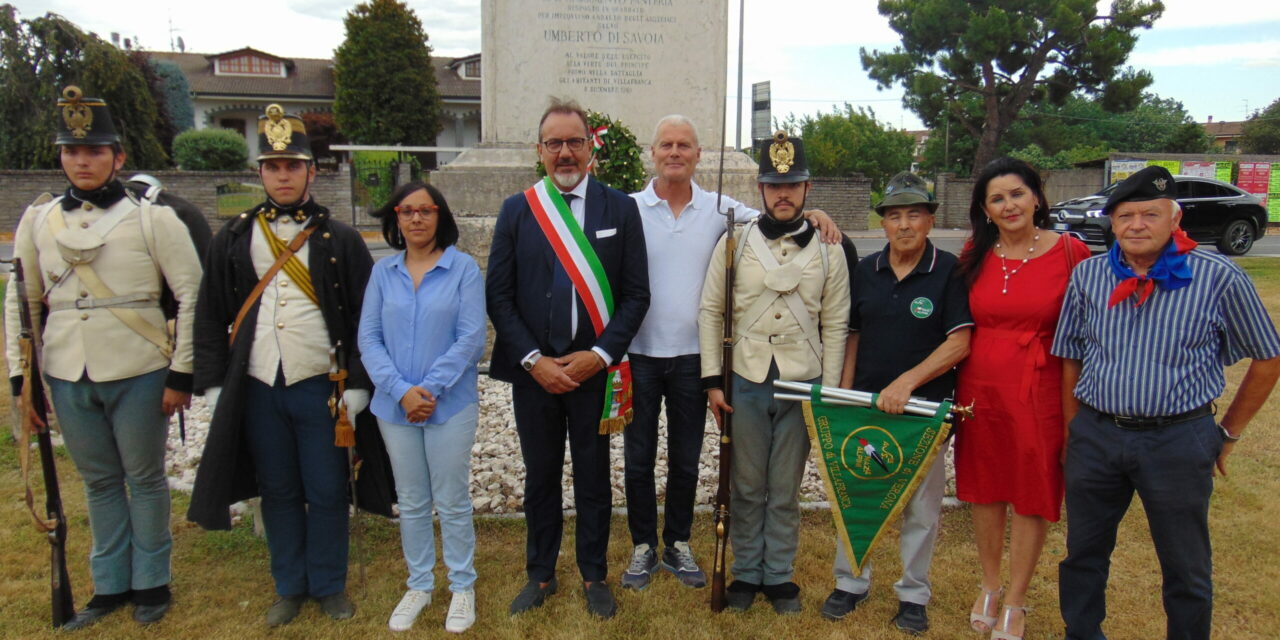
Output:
[699,222,850,387]
[4,192,203,383]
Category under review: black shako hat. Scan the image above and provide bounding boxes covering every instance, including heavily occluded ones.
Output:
[756,131,810,184]
[55,86,121,146]
[1103,165,1176,215]
[256,104,312,162]
[876,171,938,214]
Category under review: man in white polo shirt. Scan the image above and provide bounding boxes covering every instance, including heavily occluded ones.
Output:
[621,115,849,590]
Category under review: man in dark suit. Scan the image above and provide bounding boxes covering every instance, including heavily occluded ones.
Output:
[486,97,650,619]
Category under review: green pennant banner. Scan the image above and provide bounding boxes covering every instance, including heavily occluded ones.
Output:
[803,388,952,573]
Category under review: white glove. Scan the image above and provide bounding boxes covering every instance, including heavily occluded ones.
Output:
[343,389,370,416]
[204,386,222,410]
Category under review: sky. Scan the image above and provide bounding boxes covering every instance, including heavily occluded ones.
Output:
[12,0,1280,147]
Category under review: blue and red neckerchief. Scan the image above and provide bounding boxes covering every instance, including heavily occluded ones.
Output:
[1107,227,1197,308]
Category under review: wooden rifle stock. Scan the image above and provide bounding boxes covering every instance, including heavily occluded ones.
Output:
[10,258,76,627]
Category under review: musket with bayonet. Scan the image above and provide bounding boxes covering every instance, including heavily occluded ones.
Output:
[708,107,736,614]
[7,257,76,627]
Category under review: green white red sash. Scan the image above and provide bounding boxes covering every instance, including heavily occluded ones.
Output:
[524,176,633,434]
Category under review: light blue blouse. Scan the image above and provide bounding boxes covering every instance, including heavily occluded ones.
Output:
[358,246,486,425]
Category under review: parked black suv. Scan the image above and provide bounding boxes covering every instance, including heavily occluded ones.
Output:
[1049,175,1268,255]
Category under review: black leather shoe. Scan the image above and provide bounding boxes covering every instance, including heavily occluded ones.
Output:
[133,600,171,624]
[724,580,761,612]
[509,577,558,615]
[762,582,802,614]
[821,588,869,620]
[891,601,929,635]
[317,592,355,620]
[583,582,617,619]
[266,595,307,627]
[62,594,130,631]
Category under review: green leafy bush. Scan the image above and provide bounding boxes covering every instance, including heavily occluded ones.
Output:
[173,128,248,171]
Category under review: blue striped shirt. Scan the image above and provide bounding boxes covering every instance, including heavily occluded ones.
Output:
[1051,250,1280,416]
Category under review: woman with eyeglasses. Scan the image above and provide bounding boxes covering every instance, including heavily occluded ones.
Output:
[358,181,485,633]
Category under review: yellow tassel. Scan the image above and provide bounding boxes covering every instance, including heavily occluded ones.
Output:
[597,408,634,435]
[334,410,356,448]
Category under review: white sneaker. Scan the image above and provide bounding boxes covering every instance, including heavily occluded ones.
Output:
[388,589,431,632]
[444,590,476,633]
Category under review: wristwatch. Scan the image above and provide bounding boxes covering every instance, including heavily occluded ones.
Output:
[1219,424,1241,442]
[521,352,543,371]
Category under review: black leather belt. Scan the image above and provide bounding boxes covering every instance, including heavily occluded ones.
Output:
[1094,403,1215,431]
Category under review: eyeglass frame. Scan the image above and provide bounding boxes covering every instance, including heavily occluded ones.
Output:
[540,137,589,153]
[394,204,439,220]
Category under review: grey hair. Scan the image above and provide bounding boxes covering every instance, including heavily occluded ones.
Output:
[652,114,699,147]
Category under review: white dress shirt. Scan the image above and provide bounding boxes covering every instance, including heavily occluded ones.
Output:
[247,216,331,386]
[629,178,758,357]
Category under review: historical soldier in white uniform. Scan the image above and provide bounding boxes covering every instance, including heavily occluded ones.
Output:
[188,105,394,626]
[700,132,850,614]
[5,87,203,630]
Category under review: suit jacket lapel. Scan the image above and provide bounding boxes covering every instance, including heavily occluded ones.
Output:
[584,177,605,244]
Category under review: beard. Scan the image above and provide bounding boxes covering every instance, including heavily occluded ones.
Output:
[552,169,583,190]
[763,195,807,221]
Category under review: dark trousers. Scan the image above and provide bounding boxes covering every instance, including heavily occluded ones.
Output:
[513,381,611,582]
[1060,405,1219,640]
[244,374,350,598]
[623,353,705,549]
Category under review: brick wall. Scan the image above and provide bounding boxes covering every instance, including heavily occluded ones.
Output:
[806,175,874,230]
[933,173,976,229]
[0,169,355,232]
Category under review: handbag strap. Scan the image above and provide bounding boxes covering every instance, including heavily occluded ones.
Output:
[228,224,317,346]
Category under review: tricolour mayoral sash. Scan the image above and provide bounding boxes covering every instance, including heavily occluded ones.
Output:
[524,176,633,434]
[802,385,952,572]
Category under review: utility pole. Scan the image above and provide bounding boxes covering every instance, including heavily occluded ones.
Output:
[734,0,744,151]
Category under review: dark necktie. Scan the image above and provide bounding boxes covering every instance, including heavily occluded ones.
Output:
[549,192,578,353]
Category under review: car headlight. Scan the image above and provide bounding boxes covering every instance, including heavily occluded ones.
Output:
[1085,209,1103,218]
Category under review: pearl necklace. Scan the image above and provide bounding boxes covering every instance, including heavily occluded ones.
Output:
[995,233,1040,294]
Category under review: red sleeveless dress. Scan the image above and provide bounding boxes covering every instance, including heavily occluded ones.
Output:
[954,235,1088,521]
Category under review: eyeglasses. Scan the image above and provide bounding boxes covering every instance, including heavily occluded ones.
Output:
[394,204,438,219]
[541,137,588,153]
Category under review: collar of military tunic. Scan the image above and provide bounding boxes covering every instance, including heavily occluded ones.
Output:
[257,196,320,223]
[62,179,126,211]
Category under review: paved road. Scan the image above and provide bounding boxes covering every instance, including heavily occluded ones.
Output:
[5,228,1280,272]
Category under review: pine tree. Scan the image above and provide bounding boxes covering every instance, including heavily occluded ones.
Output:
[333,0,443,146]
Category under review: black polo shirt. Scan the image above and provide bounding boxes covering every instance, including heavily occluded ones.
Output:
[849,240,972,402]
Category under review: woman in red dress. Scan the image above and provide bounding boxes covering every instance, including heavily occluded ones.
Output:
[955,158,1088,640]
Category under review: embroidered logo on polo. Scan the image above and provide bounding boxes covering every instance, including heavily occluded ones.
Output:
[909,297,934,319]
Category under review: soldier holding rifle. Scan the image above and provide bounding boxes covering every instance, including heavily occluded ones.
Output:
[5,87,203,629]
[699,132,850,614]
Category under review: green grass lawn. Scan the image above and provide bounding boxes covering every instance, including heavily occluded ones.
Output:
[1,260,1278,639]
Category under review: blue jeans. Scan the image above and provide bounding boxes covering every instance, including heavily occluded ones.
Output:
[377,403,478,593]
[243,374,349,598]
[624,353,705,549]
[1060,405,1218,640]
[46,368,171,595]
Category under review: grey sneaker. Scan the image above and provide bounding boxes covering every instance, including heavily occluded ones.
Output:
[266,595,307,627]
[317,592,355,620]
[620,544,658,590]
[660,541,707,588]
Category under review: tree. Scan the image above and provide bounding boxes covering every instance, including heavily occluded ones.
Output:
[172,128,247,170]
[862,0,1163,177]
[0,6,169,169]
[1240,98,1280,154]
[151,59,195,132]
[780,104,914,191]
[333,0,443,145]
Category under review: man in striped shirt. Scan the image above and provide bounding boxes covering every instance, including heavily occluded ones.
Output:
[1052,165,1280,640]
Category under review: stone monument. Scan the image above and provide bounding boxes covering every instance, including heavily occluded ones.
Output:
[434,0,758,264]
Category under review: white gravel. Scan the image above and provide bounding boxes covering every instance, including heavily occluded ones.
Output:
[164,376,956,518]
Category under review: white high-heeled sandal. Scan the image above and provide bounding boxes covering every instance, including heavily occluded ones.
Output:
[969,585,1003,633]
[990,603,1031,640]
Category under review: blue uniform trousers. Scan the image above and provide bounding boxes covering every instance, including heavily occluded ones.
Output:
[1060,405,1219,640]
[243,374,349,598]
